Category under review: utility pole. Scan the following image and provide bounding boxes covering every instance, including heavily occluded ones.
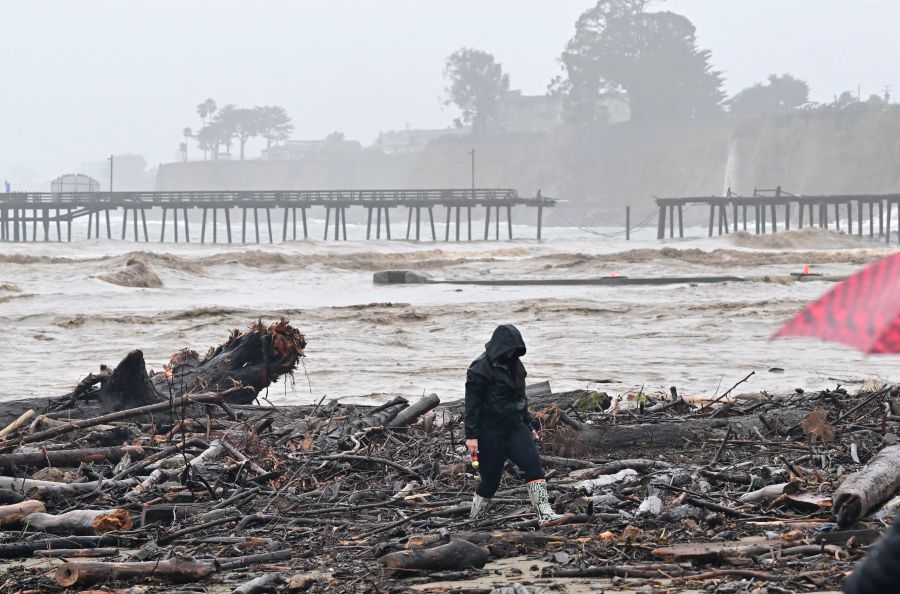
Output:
[108,155,114,192]
[469,148,475,200]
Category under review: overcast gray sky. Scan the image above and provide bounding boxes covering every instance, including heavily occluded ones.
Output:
[2,0,897,187]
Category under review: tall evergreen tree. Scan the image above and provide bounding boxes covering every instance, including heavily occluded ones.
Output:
[444,48,510,134]
[554,0,725,123]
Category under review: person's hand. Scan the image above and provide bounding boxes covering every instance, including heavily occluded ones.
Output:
[465,439,478,454]
[531,430,539,443]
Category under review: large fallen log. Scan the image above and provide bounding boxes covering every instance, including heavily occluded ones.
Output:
[0,536,125,559]
[379,538,489,575]
[55,559,214,587]
[653,539,785,561]
[0,499,46,526]
[0,445,145,472]
[150,319,306,403]
[833,445,900,527]
[23,508,133,535]
[0,476,138,499]
[566,406,811,453]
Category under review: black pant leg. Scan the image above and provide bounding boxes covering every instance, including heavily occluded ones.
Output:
[474,425,506,497]
[504,423,545,483]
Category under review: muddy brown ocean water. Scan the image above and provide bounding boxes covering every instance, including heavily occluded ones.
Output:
[0,228,897,405]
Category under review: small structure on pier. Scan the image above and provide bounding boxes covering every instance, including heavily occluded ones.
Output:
[655,187,900,244]
[50,174,99,194]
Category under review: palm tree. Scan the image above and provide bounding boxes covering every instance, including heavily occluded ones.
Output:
[196,98,217,127]
[182,127,193,160]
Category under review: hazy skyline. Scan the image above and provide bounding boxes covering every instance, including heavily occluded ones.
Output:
[2,0,897,187]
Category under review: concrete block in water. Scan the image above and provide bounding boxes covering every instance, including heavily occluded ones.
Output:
[372,270,433,284]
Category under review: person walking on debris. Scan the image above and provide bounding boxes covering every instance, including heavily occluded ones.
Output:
[465,323,571,527]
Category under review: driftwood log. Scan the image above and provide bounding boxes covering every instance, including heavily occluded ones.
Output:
[565,407,812,453]
[833,445,900,527]
[0,536,123,559]
[0,445,145,471]
[96,350,161,413]
[740,481,801,505]
[387,393,440,428]
[0,476,137,497]
[150,319,306,403]
[33,547,119,558]
[405,530,568,558]
[52,320,306,414]
[55,559,214,586]
[232,573,286,594]
[379,539,489,575]
[0,499,45,526]
[653,539,785,561]
[0,409,35,439]
[23,508,132,535]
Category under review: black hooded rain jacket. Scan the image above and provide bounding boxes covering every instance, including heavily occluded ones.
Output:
[464,324,531,439]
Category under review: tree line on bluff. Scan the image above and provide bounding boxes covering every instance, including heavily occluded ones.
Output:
[181,0,895,161]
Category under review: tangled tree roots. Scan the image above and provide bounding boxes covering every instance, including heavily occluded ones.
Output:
[64,320,306,413]
[150,319,306,403]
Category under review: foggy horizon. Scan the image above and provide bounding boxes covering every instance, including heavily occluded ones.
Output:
[3,0,898,186]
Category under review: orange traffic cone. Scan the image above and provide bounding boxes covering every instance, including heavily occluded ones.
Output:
[803,263,809,276]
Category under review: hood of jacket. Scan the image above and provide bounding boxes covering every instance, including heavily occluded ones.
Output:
[484,324,526,363]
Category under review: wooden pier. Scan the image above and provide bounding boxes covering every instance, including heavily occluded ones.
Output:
[655,188,900,243]
[0,189,553,244]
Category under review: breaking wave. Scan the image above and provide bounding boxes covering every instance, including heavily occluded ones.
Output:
[534,246,883,269]
[98,257,164,288]
[728,228,880,250]
[197,247,533,271]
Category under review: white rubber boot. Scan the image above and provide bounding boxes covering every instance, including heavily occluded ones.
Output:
[470,493,491,522]
[526,479,571,527]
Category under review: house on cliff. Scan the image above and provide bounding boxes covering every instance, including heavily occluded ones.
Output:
[375,127,469,154]
[261,136,362,160]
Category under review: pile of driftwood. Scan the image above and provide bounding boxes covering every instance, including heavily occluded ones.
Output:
[0,324,897,593]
